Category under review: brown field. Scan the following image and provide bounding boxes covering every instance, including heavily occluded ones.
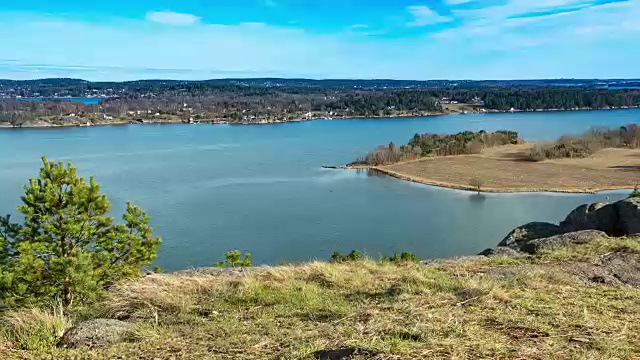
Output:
[378,144,640,193]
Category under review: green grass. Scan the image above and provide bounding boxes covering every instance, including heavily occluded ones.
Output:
[2,237,639,359]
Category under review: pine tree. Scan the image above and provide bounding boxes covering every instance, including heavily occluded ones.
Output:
[0,157,161,309]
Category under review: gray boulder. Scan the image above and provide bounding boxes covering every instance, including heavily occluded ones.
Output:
[559,202,621,235]
[519,230,608,254]
[618,198,640,235]
[478,247,522,257]
[498,222,561,249]
[59,319,132,349]
[599,251,640,286]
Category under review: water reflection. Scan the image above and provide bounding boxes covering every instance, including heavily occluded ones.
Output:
[468,193,487,203]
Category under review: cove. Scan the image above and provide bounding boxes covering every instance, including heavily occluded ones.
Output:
[0,109,638,271]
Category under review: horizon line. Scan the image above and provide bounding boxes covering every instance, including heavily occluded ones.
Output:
[2,77,640,83]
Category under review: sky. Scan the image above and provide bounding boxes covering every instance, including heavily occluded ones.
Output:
[0,0,639,81]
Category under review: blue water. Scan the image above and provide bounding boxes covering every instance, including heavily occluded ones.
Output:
[18,97,102,105]
[0,109,637,271]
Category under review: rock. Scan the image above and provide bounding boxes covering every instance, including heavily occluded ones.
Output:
[599,251,640,286]
[173,266,255,277]
[498,222,561,249]
[422,255,488,265]
[313,347,379,360]
[559,203,621,236]
[478,247,522,257]
[59,319,132,349]
[519,230,608,254]
[617,198,640,235]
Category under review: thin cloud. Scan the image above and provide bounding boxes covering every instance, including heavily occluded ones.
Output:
[407,5,453,26]
[431,0,640,52]
[445,0,474,5]
[145,11,201,26]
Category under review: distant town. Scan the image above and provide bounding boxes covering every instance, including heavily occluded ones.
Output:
[1,78,640,127]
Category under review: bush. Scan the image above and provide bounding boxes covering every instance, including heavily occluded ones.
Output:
[528,124,640,161]
[382,252,420,263]
[354,130,519,165]
[630,187,640,199]
[331,250,420,263]
[0,157,161,310]
[330,250,365,263]
[216,250,252,268]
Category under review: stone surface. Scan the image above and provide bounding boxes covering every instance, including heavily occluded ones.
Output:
[478,247,522,257]
[599,251,640,286]
[59,319,132,349]
[617,198,640,235]
[559,202,621,235]
[518,230,608,254]
[313,347,379,360]
[498,222,561,248]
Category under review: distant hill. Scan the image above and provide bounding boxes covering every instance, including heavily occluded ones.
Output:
[2,78,640,89]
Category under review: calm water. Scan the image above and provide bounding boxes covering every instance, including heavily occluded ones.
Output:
[18,97,102,105]
[0,109,637,270]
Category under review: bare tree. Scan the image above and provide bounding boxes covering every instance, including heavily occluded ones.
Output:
[469,177,484,193]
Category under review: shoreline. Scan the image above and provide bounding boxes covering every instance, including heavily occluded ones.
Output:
[322,165,637,195]
[1,105,639,129]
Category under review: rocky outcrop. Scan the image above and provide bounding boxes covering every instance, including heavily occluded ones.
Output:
[618,198,640,235]
[478,247,522,257]
[559,202,621,235]
[59,319,133,349]
[498,222,561,249]
[599,251,640,286]
[559,198,640,236]
[518,230,608,254]
[483,197,639,256]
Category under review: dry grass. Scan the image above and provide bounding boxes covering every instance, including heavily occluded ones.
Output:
[0,305,69,353]
[2,237,639,359]
[378,145,640,193]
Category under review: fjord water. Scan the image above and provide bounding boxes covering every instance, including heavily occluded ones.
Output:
[1,110,637,271]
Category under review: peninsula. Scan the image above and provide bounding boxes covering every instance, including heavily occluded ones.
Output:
[330,125,640,194]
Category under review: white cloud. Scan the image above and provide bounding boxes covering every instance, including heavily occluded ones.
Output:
[431,0,640,51]
[452,0,596,23]
[407,6,453,27]
[145,11,201,26]
[445,0,473,5]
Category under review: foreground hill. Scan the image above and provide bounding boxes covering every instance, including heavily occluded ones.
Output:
[1,236,638,359]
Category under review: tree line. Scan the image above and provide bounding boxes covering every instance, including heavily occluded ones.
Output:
[2,84,640,126]
[354,130,520,166]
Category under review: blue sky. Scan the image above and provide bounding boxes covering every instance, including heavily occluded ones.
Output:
[1,0,639,80]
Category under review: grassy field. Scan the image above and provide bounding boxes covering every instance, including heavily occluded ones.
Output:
[1,237,639,359]
[379,145,640,193]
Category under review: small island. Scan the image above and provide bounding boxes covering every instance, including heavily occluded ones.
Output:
[329,125,640,193]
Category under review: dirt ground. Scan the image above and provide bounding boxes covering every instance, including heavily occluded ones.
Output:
[380,144,640,193]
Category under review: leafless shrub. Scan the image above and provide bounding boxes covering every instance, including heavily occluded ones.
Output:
[469,177,484,192]
[527,124,640,161]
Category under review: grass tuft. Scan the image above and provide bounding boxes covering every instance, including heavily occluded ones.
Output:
[0,304,69,352]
